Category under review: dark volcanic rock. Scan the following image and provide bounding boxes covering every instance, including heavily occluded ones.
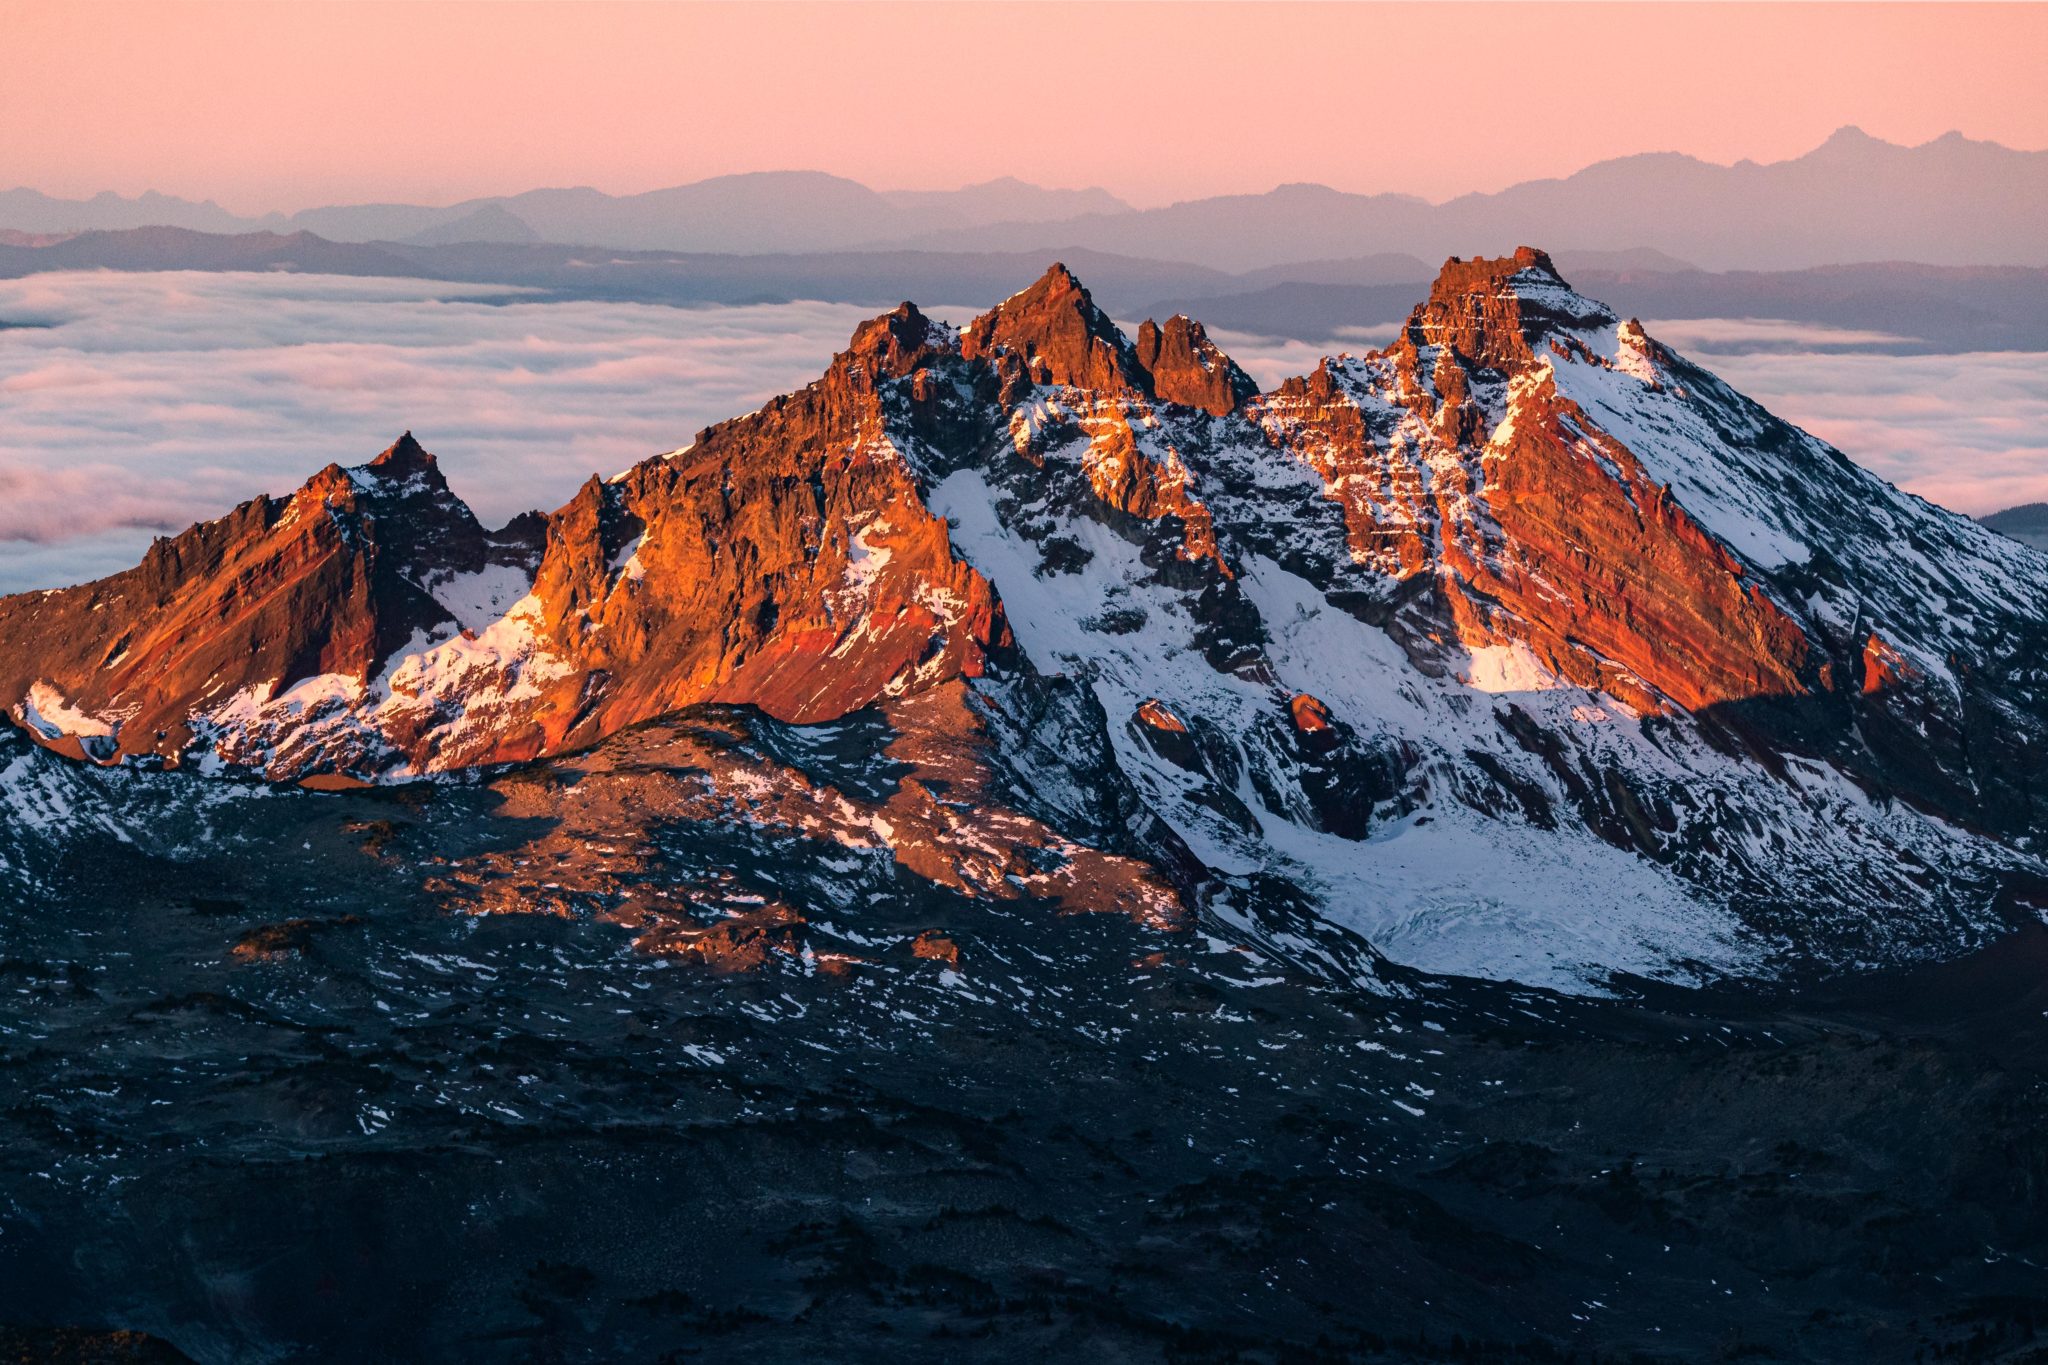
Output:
[2,718,2046,1362]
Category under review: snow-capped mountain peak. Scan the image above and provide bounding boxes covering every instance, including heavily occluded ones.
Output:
[5,253,2044,993]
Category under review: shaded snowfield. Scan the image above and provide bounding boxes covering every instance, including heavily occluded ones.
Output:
[1,269,2042,591]
[931,467,1759,992]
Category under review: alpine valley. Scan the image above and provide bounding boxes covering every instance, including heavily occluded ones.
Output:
[5,252,2048,1363]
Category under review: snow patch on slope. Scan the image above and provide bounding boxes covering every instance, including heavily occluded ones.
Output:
[931,465,1759,994]
[426,563,533,634]
[1460,642,1562,695]
[1541,346,1813,571]
[17,681,117,740]
[190,593,574,779]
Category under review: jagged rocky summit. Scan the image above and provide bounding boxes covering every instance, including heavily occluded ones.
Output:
[6,248,2047,992]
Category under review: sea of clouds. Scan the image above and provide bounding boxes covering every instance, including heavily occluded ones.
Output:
[0,272,898,591]
[1650,325,2048,522]
[1,270,2042,592]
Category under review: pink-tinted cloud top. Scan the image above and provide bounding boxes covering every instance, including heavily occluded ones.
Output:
[5,1,2045,211]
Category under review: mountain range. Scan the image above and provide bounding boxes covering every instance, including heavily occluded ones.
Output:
[5,128,2043,271]
[6,248,2043,992]
[888,128,2048,272]
[8,249,2048,1359]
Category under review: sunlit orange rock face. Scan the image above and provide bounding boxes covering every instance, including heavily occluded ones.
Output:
[1288,694,1333,735]
[0,310,1012,778]
[965,266,1254,416]
[0,433,540,769]
[1861,633,1918,694]
[8,248,2048,977]
[1412,246,1560,372]
[1072,417,1227,570]
[911,932,961,965]
[1260,248,1812,715]
[961,262,1151,398]
[524,304,1009,746]
[1454,372,1811,713]
[0,251,1824,795]
[1134,314,1259,417]
[0,250,1973,803]
[1136,700,1188,734]
[972,279,1238,572]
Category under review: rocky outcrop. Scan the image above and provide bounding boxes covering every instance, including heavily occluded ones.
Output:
[1260,250,1814,715]
[1287,693,1335,740]
[1134,314,1259,416]
[962,266,1258,417]
[960,262,1150,399]
[1399,246,1604,373]
[1450,370,1813,713]
[922,255,2048,981]
[0,315,1012,778]
[911,931,961,964]
[524,302,1009,748]
[425,684,1187,946]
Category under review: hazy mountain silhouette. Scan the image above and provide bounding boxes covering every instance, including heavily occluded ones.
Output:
[887,129,2048,270]
[3,130,2039,269]
[1982,503,2048,552]
[0,226,418,275]
[0,186,284,236]
[397,204,541,247]
[877,176,1131,226]
[5,227,2046,354]
[0,173,1136,256]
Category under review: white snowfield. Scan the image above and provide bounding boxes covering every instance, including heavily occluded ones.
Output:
[934,467,1754,992]
[17,680,117,741]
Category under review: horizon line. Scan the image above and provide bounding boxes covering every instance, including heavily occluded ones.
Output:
[6,123,2041,222]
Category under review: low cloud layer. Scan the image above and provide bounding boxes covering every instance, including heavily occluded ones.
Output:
[0,271,889,590]
[1645,318,1914,351]
[1675,345,2048,518]
[1206,326,1406,390]
[1,271,2042,593]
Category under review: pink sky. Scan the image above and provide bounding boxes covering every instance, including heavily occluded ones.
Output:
[5,1,2046,211]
